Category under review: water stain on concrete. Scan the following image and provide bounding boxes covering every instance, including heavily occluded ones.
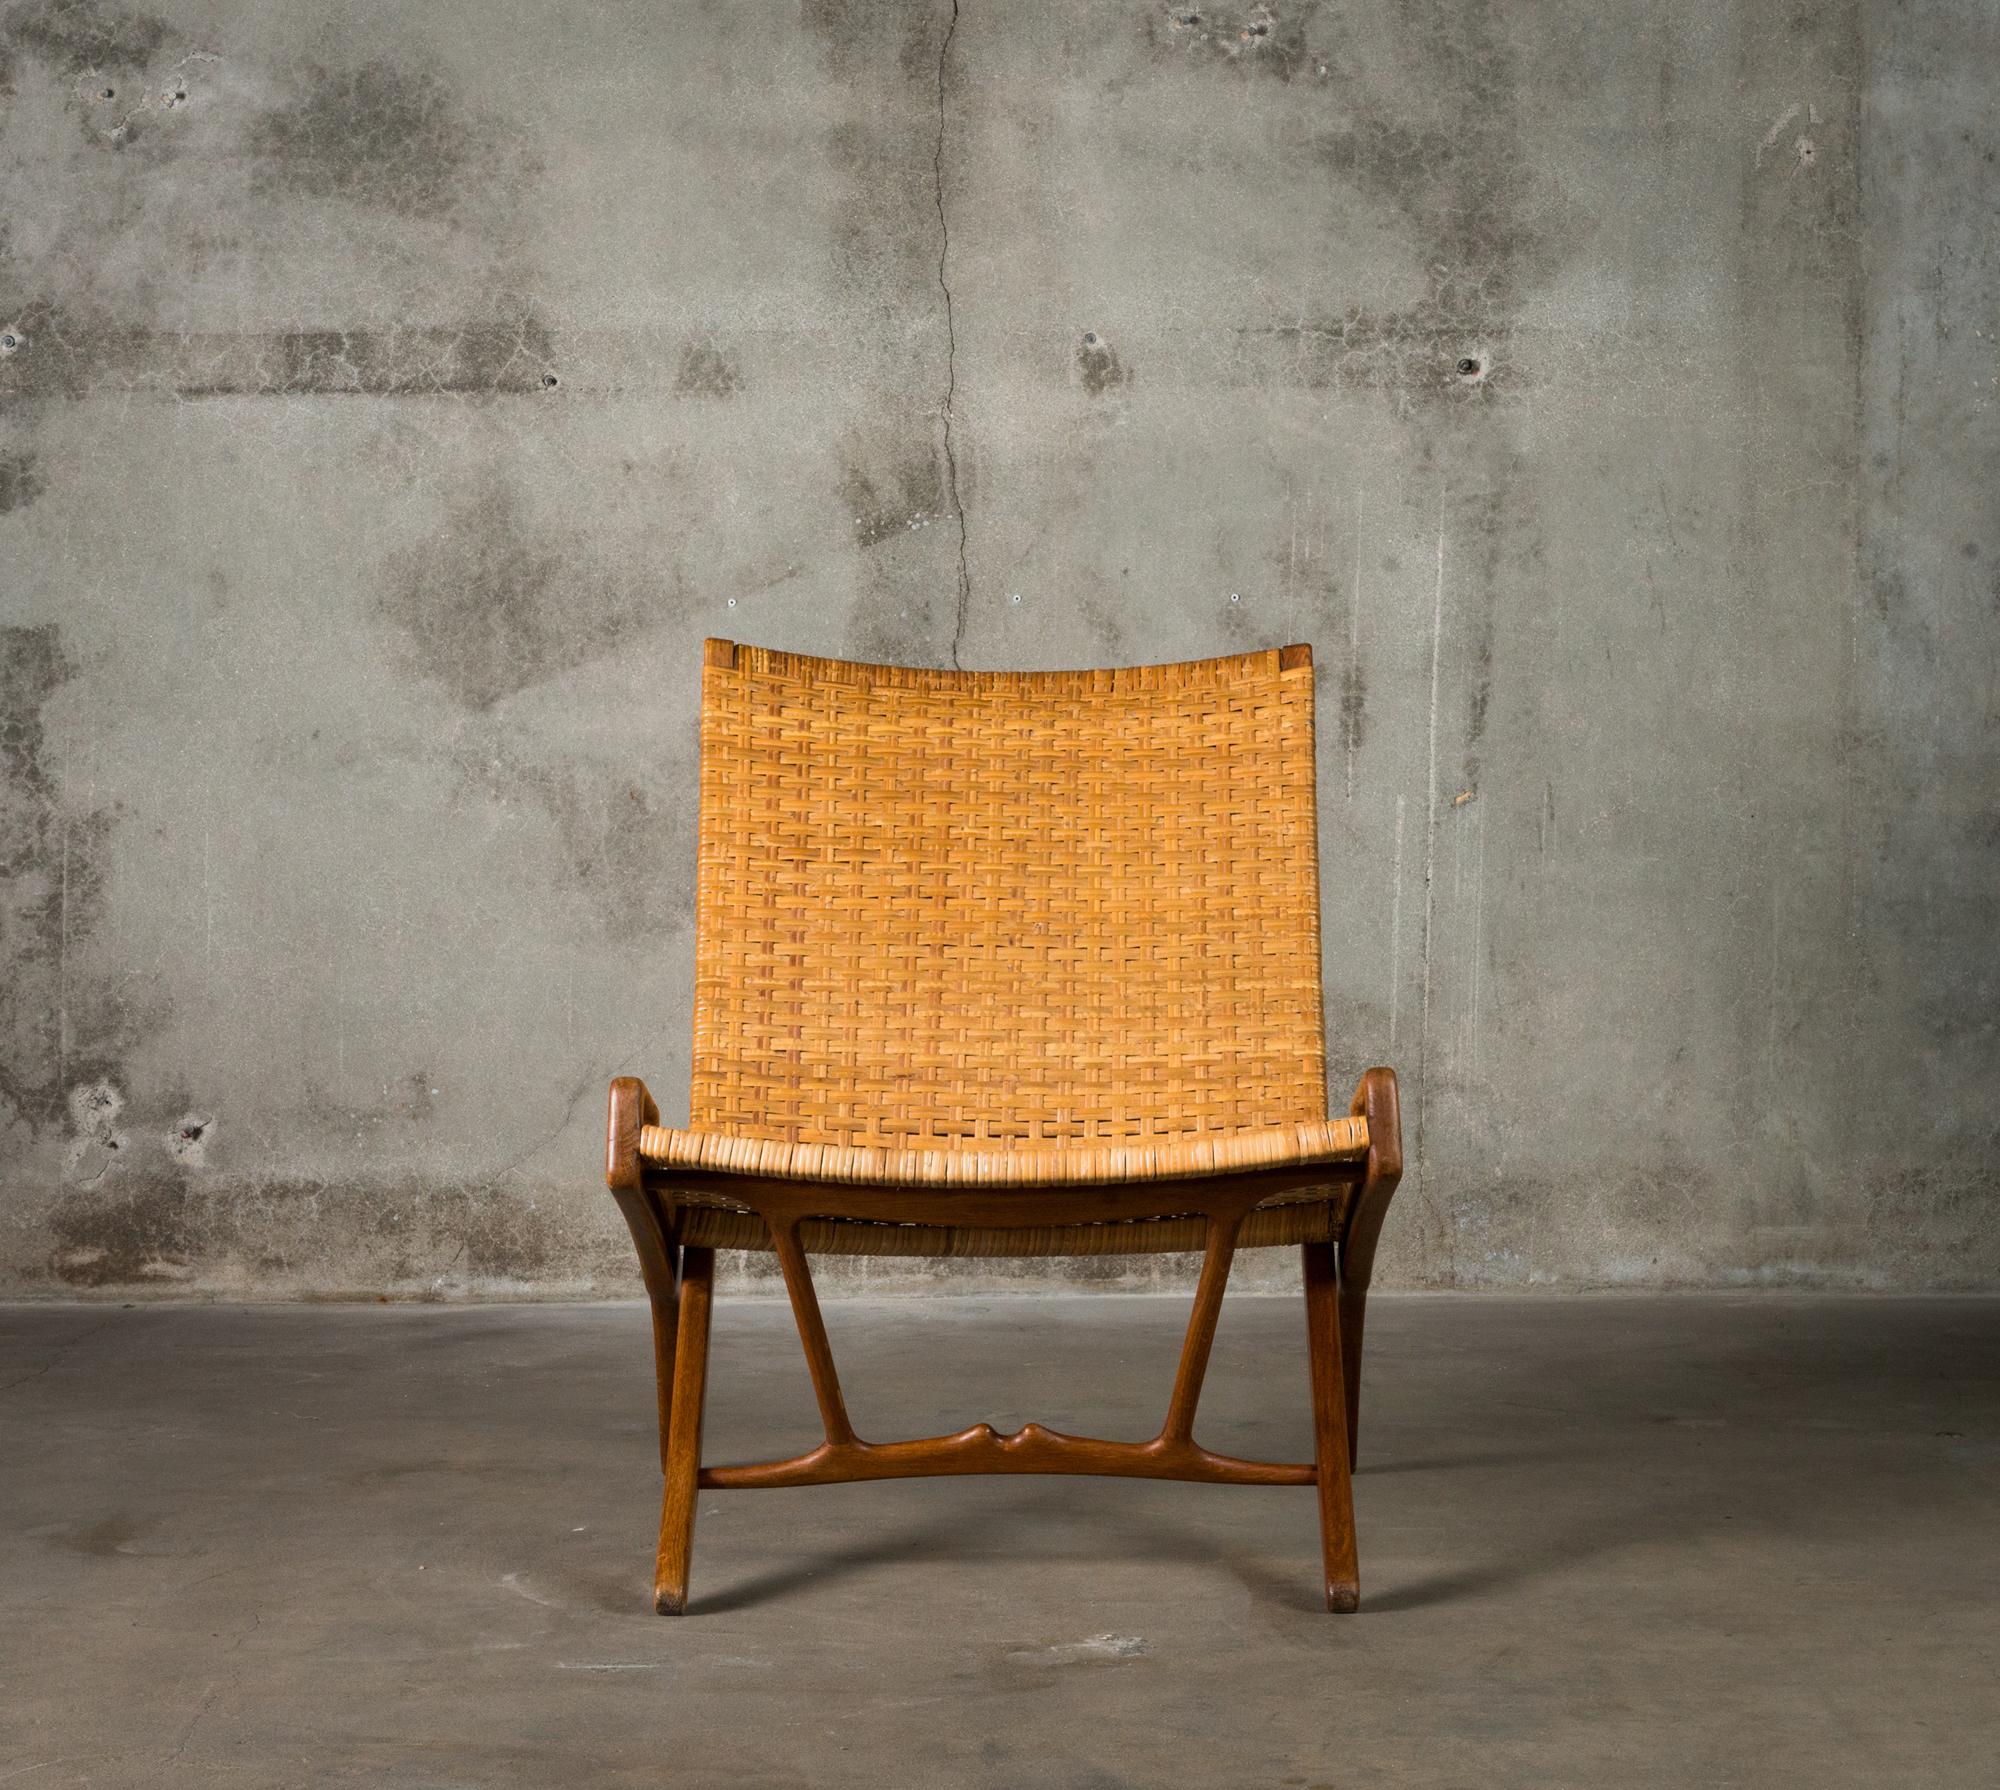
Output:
[839,443,948,550]
[1340,657,1368,758]
[802,1,961,667]
[0,447,44,511]
[166,307,560,398]
[44,1167,627,1291]
[805,0,952,300]
[454,744,695,942]
[0,25,555,408]
[0,300,103,402]
[675,341,741,398]
[245,58,512,223]
[48,1176,197,1285]
[377,479,648,710]
[0,0,170,88]
[0,625,141,1135]
[1076,330,1128,397]
[0,1,199,158]
[1214,0,1579,403]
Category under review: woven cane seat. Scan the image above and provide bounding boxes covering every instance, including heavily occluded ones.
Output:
[643,639,1345,1258]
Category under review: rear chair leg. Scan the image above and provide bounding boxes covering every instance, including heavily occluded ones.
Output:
[1302,1240,1360,1613]
[655,1246,714,1615]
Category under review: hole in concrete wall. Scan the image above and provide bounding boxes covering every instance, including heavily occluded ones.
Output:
[540,372,559,388]
[0,332,21,353]
[1457,356,1482,378]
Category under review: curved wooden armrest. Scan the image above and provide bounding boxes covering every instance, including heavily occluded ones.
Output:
[1340,1067,1403,1288]
[606,1076,660,1195]
[631,1114,1369,1191]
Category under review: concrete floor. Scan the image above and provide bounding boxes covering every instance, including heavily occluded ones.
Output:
[3,1295,1995,1787]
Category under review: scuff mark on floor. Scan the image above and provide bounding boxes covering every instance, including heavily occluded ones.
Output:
[1004,1633,1150,1666]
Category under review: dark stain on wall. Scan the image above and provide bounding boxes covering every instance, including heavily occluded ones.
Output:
[1451,474,1536,798]
[808,0,952,302]
[45,1170,616,1289]
[1339,657,1368,758]
[455,745,695,942]
[674,341,741,398]
[0,22,556,403]
[1076,330,1129,397]
[0,625,135,1134]
[0,1,200,159]
[1222,1,1576,404]
[0,448,44,511]
[47,1174,195,1285]
[804,0,963,667]
[170,308,560,398]
[245,59,513,223]
[0,300,102,403]
[0,308,559,399]
[0,0,170,88]
[838,440,948,550]
[544,779,692,943]
[377,480,651,710]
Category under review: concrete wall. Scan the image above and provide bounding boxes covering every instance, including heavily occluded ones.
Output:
[2,0,1993,1299]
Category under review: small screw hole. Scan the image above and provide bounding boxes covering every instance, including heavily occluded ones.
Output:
[99,86,115,99]
[540,373,559,388]
[1456,356,1481,377]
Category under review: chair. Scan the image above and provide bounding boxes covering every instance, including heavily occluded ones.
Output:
[604,638,1403,1613]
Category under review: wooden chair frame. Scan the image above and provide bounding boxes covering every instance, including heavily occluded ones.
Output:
[608,1066,1402,1614]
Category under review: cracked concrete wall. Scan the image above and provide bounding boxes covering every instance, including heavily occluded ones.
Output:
[1,0,1994,1299]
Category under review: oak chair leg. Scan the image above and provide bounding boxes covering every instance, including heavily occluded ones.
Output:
[1337,1065,1404,1477]
[654,1245,714,1615]
[1302,1240,1360,1613]
[1338,1278,1367,1470]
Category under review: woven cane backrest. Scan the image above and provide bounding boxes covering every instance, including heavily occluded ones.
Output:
[689,641,1327,1150]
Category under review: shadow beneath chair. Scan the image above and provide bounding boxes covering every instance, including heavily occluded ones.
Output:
[694,1449,1580,1615]
[1359,1562,1521,1613]
[697,1503,1014,1614]
[1359,1448,1578,1477]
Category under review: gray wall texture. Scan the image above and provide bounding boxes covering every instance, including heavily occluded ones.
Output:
[2,0,1994,1299]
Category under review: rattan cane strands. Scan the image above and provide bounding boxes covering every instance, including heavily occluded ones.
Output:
[636,1115,1366,1188]
[690,639,1328,1153]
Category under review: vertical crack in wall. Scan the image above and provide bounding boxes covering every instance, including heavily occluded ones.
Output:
[1414,482,1448,1272]
[933,0,969,668]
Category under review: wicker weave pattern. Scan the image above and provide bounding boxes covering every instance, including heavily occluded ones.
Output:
[638,1115,1364,1188]
[691,641,1327,1151]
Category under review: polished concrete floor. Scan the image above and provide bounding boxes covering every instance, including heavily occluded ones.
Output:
[4,1294,1995,1787]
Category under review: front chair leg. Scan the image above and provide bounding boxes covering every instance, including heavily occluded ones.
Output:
[1338,1278,1367,1470]
[1302,1240,1360,1613]
[655,1246,715,1615]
